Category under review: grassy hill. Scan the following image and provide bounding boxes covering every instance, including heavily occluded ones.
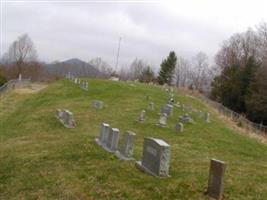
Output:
[0,79,266,199]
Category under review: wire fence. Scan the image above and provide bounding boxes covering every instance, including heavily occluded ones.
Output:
[0,79,31,99]
[199,96,267,136]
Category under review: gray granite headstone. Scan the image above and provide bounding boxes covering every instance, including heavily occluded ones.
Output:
[105,128,120,152]
[176,122,184,133]
[160,104,173,117]
[115,131,136,160]
[96,123,110,147]
[207,159,226,200]
[136,137,170,177]
[179,113,194,123]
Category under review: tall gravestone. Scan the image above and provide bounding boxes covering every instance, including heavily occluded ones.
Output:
[207,159,226,200]
[115,131,136,160]
[96,123,110,147]
[136,137,170,177]
[105,128,120,152]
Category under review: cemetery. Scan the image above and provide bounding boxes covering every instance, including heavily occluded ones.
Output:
[0,78,266,199]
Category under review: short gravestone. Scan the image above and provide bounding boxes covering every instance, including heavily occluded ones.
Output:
[115,131,136,160]
[105,128,120,152]
[136,137,170,177]
[96,123,110,147]
[137,110,145,122]
[205,112,210,123]
[176,122,184,133]
[55,109,76,128]
[157,113,167,127]
[207,159,226,200]
[179,113,194,123]
[74,78,78,84]
[92,100,104,109]
[148,102,154,111]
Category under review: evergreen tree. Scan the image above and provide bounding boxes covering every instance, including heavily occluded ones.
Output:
[158,51,177,85]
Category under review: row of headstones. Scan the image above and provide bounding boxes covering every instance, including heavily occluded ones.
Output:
[96,122,226,200]
[55,109,76,128]
[137,102,210,133]
[65,73,88,91]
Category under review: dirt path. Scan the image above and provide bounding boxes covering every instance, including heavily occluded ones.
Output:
[14,83,48,94]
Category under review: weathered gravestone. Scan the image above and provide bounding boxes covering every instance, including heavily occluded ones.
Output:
[137,110,146,122]
[96,123,110,147]
[160,104,173,117]
[179,113,194,123]
[207,159,226,200]
[92,100,104,109]
[105,128,120,152]
[115,131,136,160]
[74,78,78,84]
[205,112,210,123]
[157,113,167,127]
[176,122,184,133]
[55,109,76,128]
[148,102,154,111]
[136,137,170,177]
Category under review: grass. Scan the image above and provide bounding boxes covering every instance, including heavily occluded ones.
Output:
[0,79,267,199]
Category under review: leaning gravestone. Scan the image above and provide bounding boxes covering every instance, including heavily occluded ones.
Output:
[92,100,104,109]
[105,128,120,152]
[115,131,136,160]
[207,159,226,200]
[55,109,76,128]
[176,122,184,133]
[96,123,110,147]
[136,137,170,177]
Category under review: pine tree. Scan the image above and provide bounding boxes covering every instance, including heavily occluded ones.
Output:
[158,51,177,85]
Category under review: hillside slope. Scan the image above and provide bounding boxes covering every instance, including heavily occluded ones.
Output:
[0,79,266,199]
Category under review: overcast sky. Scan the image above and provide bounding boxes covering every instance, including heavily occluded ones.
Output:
[2,0,267,69]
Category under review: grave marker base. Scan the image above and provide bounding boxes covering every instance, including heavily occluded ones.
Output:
[135,161,170,178]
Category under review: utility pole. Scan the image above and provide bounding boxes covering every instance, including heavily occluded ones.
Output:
[115,37,122,72]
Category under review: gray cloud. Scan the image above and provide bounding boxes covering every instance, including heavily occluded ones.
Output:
[2,0,267,69]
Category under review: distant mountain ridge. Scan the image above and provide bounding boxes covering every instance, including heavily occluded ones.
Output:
[44,58,102,78]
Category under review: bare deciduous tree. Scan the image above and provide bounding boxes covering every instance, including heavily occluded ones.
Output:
[5,34,38,76]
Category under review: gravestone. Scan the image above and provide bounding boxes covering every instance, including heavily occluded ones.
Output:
[85,82,89,91]
[205,112,210,123]
[136,137,170,177]
[137,110,146,122]
[179,113,194,123]
[207,159,226,200]
[148,102,154,111]
[105,128,120,152]
[74,78,78,84]
[55,109,76,128]
[176,122,184,133]
[18,73,22,81]
[160,104,173,117]
[115,131,136,160]
[92,100,104,109]
[157,113,167,127]
[96,123,110,147]
[197,110,203,118]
